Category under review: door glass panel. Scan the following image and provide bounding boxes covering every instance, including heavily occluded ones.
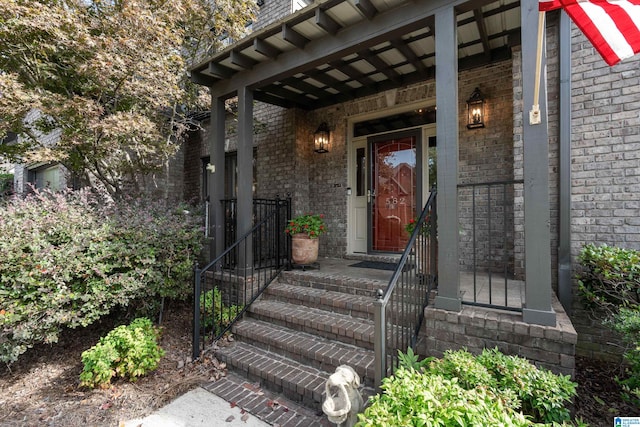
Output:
[371,136,416,252]
[356,147,365,196]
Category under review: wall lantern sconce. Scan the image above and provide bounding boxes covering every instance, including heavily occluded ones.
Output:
[466,87,485,129]
[314,122,330,153]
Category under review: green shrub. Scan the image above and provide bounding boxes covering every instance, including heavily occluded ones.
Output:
[397,347,432,372]
[80,317,164,388]
[475,348,576,424]
[0,188,202,364]
[577,244,640,404]
[576,244,640,315]
[199,288,243,335]
[386,348,578,426]
[426,348,495,391]
[356,367,530,427]
[610,308,640,405]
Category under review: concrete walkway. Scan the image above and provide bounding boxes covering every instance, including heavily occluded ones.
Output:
[121,387,270,427]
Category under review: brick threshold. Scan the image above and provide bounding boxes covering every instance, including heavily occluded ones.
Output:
[203,372,333,427]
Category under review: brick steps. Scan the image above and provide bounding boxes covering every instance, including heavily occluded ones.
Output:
[216,341,330,411]
[210,269,380,418]
[204,372,333,426]
[278,269,386,296]
[249,299,375,350]
[264,281,375,320]
[232,318,376,386]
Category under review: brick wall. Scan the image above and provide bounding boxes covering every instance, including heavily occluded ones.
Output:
[566,19,640,360]
[419,297,577,377]
[254,0,294,31]
[458,62,516,274]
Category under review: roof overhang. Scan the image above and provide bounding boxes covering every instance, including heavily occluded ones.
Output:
[189,0,521,110]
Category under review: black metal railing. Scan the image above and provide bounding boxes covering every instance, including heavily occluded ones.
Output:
[374,190,437,387]
[457,180,523,312]
[220,197,291,268]
[192,197,290,359]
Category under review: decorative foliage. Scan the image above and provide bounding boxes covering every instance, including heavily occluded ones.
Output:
[357,367,530,427]
[576,243,640,315]
[199,288,243,336]
[79,317,164,388]
[397,347,432,372]
[0,188,202,364]
[0,0,257,196]
[610,308,640,405]
[577,244,640,406]
[361,348,579,426]
[285,213,326,239]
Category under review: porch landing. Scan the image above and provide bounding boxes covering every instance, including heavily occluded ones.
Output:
[290,255,575,378]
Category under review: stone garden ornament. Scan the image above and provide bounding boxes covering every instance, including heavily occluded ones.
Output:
[322,365,364,427]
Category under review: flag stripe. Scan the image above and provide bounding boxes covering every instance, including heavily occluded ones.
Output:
[569,1,634,64]
[540,0,640,65]
[540,0,563,11]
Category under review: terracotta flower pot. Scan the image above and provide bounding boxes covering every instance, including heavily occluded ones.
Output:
[291,233,319,265]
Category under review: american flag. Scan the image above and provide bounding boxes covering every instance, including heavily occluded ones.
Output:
[539,0,640,66]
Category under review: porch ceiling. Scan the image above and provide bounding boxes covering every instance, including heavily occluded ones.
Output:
[189,0,521,110]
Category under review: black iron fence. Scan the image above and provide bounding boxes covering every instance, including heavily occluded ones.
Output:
[220,197,291,268]
[374,190,437,387]
[457,180,523,312]
[192,197,290,359]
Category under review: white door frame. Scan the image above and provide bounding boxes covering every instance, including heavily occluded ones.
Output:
[346,101,436,255]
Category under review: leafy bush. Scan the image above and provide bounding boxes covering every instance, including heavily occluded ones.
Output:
[475,348,576,423]
[200,288,243,335]
[0,188,202,364]
[610,308,640,405]
[397,347,432,372]
[356,367,530,427]
[80,317,164,388]
[363,348,578,426]
[576,244,640,315]
[577,244,640,404]
[427,348,495,391]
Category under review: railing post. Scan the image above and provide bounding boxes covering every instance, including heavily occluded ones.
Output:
[374,289,385,389]
[286,194,292,269]
[275,195,282,269]
[192,262,202,360]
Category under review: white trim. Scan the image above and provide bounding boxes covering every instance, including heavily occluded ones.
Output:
[346,99,437,255]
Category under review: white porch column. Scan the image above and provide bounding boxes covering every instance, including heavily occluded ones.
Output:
[237,86,254,271]
[520,0,556,325]
[433,5,461,312]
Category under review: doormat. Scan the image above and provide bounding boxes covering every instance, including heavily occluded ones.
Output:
[349,261,398,271]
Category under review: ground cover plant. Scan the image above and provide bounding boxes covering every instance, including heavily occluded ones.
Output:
[199,288,244,336]
[577,243,640,405]
[0,188,202,364]
[357,348,581,427]
[80,317,164,388]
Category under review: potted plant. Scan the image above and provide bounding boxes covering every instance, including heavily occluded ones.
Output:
[404,216,431,237]
[285,213,326,265]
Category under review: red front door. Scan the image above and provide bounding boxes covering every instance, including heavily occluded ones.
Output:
[370,133,418,252]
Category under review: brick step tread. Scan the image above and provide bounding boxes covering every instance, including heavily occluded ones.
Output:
[204,371,332,427]
[232,318,375,384]
[265,281,375,319]
[215,341,330,410]
[248,299,375,349]
[278,270,387,296]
